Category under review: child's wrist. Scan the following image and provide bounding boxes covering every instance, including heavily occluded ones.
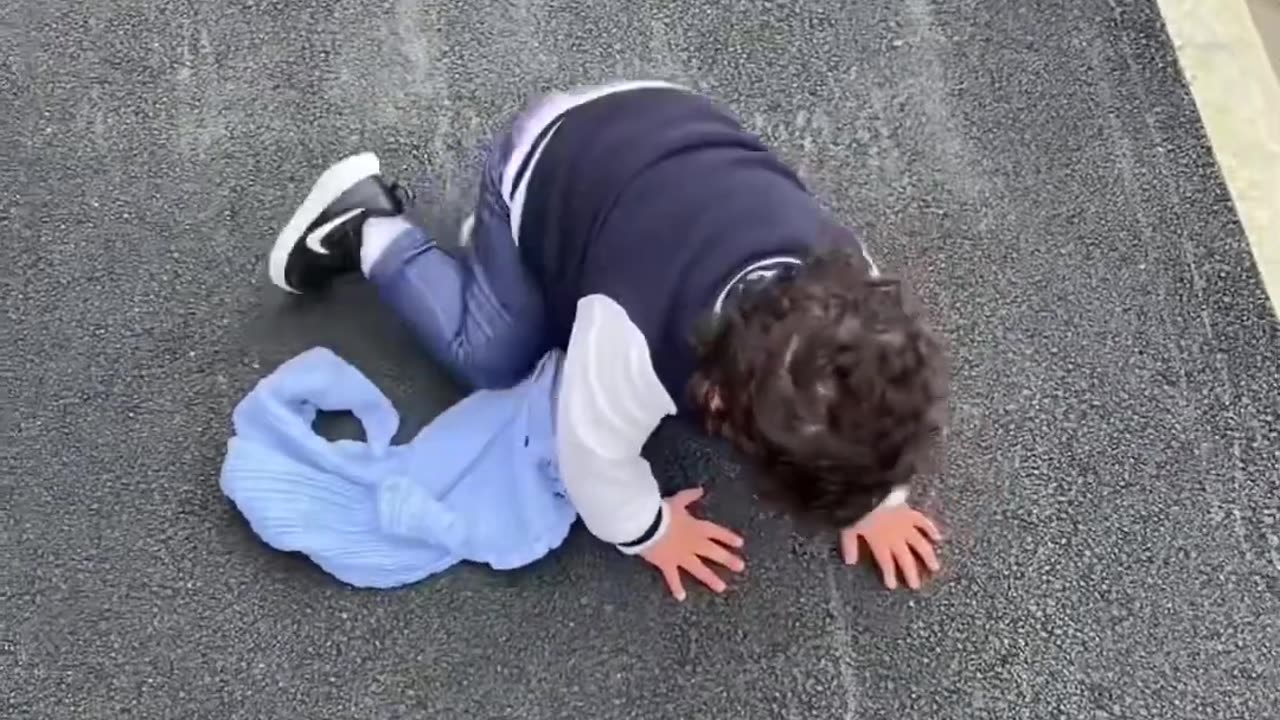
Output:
[614,503,671,555]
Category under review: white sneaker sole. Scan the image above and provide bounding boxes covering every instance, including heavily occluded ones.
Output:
[268,152,382,293]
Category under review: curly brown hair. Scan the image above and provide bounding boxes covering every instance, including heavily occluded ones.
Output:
[689,245,947,528]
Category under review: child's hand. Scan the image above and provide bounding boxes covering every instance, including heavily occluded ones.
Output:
[641,488,746,601]
[840,505,940,590]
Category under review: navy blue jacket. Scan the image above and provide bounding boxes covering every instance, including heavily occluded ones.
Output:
[516,87,832,411]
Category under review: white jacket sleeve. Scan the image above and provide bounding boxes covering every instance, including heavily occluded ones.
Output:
[871,485,910,512]
[557,295,678,554]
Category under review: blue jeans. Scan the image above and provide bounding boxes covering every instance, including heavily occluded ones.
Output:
[366,129,548,389]
[365,81,684,389]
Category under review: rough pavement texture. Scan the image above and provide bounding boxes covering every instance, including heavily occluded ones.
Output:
[5,0,1280,718]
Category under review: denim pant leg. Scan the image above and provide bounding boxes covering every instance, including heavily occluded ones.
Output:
[366,132,549,390]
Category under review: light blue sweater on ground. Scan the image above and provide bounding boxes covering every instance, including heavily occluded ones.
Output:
[219,347,577,589]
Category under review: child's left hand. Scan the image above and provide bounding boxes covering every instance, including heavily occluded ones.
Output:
[840,506,940,590]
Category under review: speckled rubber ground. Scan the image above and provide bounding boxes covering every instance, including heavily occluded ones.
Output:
[4,0,1279,718]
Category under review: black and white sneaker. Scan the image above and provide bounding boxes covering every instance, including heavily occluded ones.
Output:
[268,152,410,293]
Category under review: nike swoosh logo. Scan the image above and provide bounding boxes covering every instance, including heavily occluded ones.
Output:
[304,208,365,255]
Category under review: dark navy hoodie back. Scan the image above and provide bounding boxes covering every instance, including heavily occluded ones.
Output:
[516,87,836,411]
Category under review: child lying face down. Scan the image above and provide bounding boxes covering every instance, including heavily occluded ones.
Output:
[260,81,948,599]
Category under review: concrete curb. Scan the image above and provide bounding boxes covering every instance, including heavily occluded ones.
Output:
[1157,0,1280,316]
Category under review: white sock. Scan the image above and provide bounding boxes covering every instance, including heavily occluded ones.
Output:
[360,215,416,276]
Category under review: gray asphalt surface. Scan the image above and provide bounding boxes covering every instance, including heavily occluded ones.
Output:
[5,0,1280,717]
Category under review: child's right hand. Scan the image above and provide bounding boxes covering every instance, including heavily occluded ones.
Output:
[640,488,746,601]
